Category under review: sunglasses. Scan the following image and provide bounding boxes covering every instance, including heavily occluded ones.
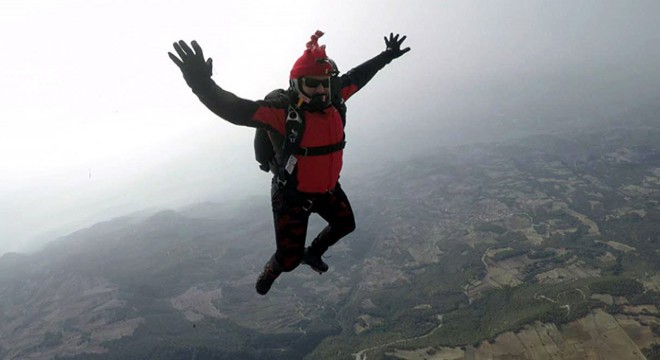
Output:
[303,77,330,88]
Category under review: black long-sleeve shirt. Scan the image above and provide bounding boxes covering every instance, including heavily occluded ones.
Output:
[193,52,393,193]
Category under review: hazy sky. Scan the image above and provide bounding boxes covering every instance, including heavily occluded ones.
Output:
[2,0,660,255]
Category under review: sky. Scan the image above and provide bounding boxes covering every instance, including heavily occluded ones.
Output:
[2,0,660,256]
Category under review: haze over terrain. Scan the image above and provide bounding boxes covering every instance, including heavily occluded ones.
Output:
[2,0,660,255]
[1,101,658,359]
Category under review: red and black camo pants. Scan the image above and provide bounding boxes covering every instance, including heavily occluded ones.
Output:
[270,182,356,272]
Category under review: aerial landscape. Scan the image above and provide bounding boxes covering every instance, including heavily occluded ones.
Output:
[1,101,658,359]
[3,1,660,359]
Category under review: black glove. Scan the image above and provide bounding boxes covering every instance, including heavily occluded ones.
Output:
[168,40,214,92]
[383,33,410,61]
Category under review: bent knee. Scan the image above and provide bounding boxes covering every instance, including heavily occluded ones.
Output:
[341,219,356,236]
[347,220,356,234]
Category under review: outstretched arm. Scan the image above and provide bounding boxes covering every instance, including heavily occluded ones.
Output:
[169,40,284,132]
[340,33,411,101]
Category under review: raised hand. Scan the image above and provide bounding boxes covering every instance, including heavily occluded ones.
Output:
[168,40,214,91]
[383,33,411,60]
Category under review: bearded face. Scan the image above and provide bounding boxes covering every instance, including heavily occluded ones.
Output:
[300,76,331,111]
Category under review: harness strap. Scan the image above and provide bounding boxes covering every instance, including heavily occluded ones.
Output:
[280,104,304,177]
[294,138,346,156]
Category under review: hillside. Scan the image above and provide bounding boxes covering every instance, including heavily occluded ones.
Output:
[1,104,659,359]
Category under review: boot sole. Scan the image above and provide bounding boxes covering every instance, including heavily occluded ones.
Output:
[303,262,328,274]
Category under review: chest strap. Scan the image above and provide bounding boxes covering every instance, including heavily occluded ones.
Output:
[294,137,346,156]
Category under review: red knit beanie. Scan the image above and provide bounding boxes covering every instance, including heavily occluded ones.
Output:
[289,30,334,79]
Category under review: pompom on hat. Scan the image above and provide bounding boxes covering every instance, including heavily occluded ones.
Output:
[289,30,335,79]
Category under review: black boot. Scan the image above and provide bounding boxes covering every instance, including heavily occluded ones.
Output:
[302,247,328,274]
[256,255,282,295]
